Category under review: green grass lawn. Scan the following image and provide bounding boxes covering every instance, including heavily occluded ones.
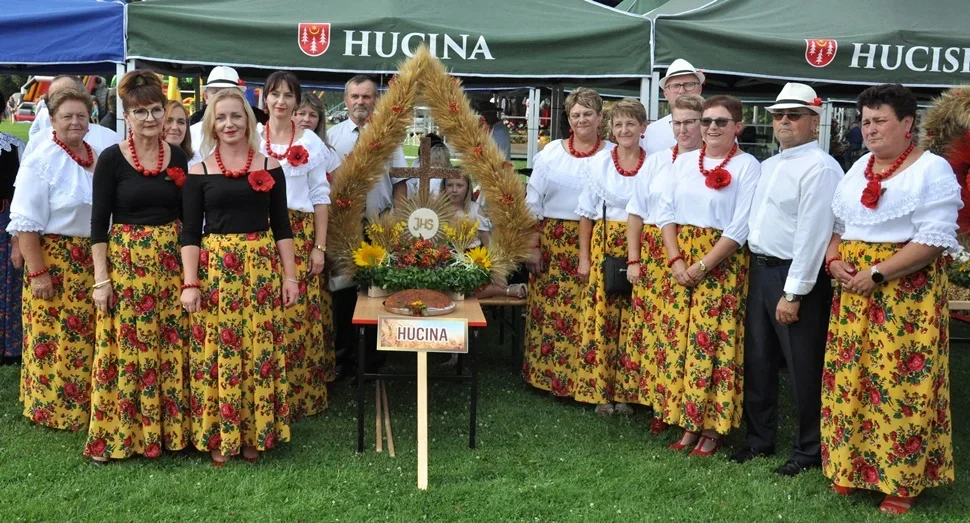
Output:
[0,121,30,142]
[0,322,967,522]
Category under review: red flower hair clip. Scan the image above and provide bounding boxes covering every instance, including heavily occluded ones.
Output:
[248,170,275,192]
[165,167,186,188]
[286,145,309,166]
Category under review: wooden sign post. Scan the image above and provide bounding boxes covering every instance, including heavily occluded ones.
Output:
[378,315,468,490]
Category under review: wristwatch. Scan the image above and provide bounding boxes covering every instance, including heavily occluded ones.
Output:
[870,265,885,283]
[698,260,708,273]
[784,292,802,303]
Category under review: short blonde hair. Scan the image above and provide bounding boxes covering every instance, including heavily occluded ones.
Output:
[565,87,603,115]
[610,98,647,125]
[201,89,259,154]
[673,94,704,114]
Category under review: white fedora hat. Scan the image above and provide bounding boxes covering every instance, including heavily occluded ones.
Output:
[204,65,246,92]
[660,59,706,89]
[766,83,823,114]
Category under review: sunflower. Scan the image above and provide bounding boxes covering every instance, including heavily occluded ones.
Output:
[353,242,387,267]
[466,246,492,271]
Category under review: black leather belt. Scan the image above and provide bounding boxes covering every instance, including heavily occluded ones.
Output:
[752,254,792,267]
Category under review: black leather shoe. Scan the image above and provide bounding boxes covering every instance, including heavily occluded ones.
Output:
[730,447,774,464]
[774,459,820,477]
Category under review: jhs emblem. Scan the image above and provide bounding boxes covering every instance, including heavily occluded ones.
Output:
[298,23,331,57]
[805,39,837,68]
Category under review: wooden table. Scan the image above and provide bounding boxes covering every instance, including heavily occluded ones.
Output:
[352,294,487,454]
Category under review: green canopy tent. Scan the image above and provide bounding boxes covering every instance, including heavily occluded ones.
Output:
[614,0,667,16]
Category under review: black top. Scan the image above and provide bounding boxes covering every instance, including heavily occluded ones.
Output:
[0,142,20,201]
[90,144,188,244]
[179,159,292,247]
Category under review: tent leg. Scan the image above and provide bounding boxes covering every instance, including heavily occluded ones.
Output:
[639,77,650,106]
[819,101,832,153]
[116,62,131,137]
[549,86,564,141]
[649,71,661,123]
[526,87,539,168]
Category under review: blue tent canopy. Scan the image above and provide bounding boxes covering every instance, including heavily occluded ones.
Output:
[0,0,126,72]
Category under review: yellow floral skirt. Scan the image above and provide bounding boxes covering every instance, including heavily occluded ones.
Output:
[284,210,329,418]
[821,241,953,496]
[20,234,95,430]
[574,220,637,404]
[653,225,747,433]
[626,225,667,409]
[85,223,189,459]
[189,232,290,456]
[522,219,584,396]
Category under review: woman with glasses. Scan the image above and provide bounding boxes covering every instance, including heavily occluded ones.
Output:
[85,71,190,462]
[642,59,705,155]
[656,95,761,456]
[625,94,705,432]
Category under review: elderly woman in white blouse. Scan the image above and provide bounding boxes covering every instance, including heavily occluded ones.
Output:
[657,95,761,457]
[7,84,101,430]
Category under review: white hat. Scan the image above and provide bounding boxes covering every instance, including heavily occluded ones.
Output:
[204,66,246,92]
[660,59,705,89]
[766,83,823,114]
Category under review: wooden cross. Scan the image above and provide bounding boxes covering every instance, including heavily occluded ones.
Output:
[390,136,461,200]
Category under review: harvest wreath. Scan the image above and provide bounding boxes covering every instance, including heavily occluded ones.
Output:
[326,46,535,291]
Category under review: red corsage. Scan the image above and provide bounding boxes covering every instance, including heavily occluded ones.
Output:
[166,167,186,188]
[811,97,823,107]
[286,145,309,167]
[860,179,883,209]
[704,167,732,190]
[248,170,275,192]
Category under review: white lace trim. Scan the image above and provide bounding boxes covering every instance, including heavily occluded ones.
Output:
[21,140,95,206]
[574,207,598,220]
[0,133,25,153]
[912,231,961,254]
[832,175,960,226]
[263,128,330,179]
[6,214,45,235]
[833,220,845,235]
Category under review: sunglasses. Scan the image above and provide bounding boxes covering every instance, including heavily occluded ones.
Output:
[699,117,735,128]
[771,112,813,122]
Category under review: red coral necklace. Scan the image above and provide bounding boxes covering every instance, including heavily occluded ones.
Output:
[128,137,165,176]
[215,146,255,179]
[612,146,645,177]
[264,120,295,161]
[567,134,601,158]
[860,141,915,209]
[698,142,738,176]
[671,144,679,163]
[52,131,94,168]
[698,143,738,190]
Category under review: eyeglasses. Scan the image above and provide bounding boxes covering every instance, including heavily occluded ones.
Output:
[670,118,700,130]
[699,117,735,128]
[130,107,165,121]
[663,81,700,93]
[771,112,813,122]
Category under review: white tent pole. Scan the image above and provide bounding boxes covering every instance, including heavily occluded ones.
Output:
[819,101,832,153]
[648,71,660,123]
[527,87,539,169]
[639,77,650,106]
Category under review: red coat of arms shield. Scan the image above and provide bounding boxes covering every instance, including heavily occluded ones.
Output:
[805,39,838,68]
[299,23,331,57]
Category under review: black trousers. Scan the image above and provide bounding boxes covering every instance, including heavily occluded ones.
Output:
[743,259,831,464]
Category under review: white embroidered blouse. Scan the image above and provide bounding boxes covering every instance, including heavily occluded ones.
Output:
[258,124,338,213]
[526,139,615,221]
[575,148,643,222]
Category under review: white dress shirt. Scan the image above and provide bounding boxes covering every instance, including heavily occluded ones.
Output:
[27,100,50,141]
[575,148,641,222]
[748,142,843,295]
[626,147,676,226]
[833,151,962,252]
[658,148,762,245]
[526,139,615,221]
[7,138,101,238]
[326,118,407,217]
[188,120,210,160]
[258,124,338,213]
[639,114,676,156]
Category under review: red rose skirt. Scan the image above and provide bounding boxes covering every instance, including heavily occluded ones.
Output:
[653,225,747,434]
[284,210,330,419]
[85,222,190,459]
[821,240,953,496]
[20,234,95,430]
[522,219,584,397]
[189,231,290,456]
[626,225,667,409]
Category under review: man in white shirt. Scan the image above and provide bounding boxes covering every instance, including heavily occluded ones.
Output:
[326,75,408,377]
[24,75,120,157]
[188,66,248,159]
[731,83,843,477]
[640,59,705,155]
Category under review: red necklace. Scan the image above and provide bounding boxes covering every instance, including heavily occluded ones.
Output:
[215,146,255,179]
[698,142,738,176]
[567,134,601,158]
[128,137,165,176]
[52,131,94,168]
[671,144,679,163]
[264,120,295,161]
[865,142,915,182]
[612,146,645,177]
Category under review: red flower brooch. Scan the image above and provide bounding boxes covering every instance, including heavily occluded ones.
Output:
[286,145,309,167]
[705,168,732,190]
[165,167,186,188]
[248,169,275,192]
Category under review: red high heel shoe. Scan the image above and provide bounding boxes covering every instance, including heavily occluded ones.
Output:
[688,435,722,457]
[830,484,856,496]
[668,431,699,451]
[879,495,914,515]
[650,418,669,435]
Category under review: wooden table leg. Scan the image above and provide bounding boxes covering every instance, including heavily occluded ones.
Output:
[417,352,428,490]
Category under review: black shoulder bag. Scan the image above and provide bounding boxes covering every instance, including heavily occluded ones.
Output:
[601,201,633,295]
